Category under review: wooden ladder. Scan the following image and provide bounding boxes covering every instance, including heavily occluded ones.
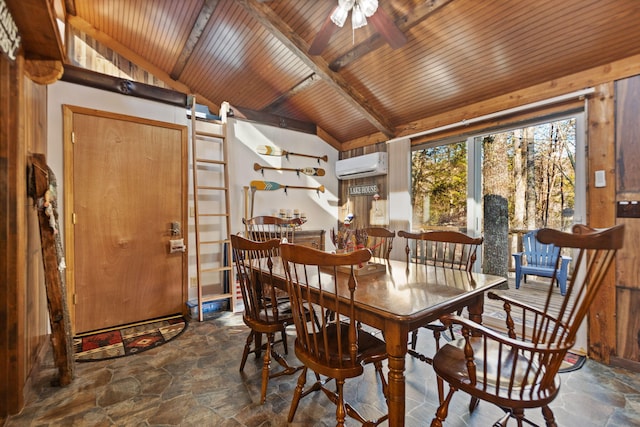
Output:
[190,97,234,321]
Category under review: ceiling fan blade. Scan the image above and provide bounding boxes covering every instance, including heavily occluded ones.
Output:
[309,6,340,55]
[368,7,408,49]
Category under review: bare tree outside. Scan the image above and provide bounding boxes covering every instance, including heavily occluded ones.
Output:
[410,118,577,274]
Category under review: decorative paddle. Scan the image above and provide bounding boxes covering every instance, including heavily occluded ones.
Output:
[253,163,326,177]
[250,180,325,194]
[256,145,328,163]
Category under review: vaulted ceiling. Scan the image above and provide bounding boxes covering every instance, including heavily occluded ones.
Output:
[17,0,640,150]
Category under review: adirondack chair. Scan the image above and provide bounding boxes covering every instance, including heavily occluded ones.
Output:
[512,229,571,295]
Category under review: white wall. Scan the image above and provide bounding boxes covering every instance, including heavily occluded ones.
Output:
[47,81,339,301]
[227,118,339,243]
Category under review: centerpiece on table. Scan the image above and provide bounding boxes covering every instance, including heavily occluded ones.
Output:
[330,214,386,276]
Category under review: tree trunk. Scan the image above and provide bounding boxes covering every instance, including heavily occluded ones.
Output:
[483,194,510,283]
[525,128,537,229]
[513,128,526,229]
[482,135,510,284]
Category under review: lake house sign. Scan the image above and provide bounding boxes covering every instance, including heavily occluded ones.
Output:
[348,184,378,196]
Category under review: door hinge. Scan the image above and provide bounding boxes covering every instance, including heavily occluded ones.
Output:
[72,212,77,224]
[72,132,76,144]
[73,294,77,304]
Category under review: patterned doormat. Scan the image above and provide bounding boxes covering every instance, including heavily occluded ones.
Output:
[73,316,187,362]
[559,351,586,373]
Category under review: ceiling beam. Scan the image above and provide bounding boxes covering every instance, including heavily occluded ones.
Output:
[67,15,220,114]
[330,0,453,72]
[170,0,219,80]
[231,106,317,135]
[236,0,396,138]
[261,73,321,113]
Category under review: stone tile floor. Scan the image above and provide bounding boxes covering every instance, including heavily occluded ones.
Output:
[5,311,640,426]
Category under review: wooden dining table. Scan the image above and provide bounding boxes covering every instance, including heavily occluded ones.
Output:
[254,256,507,427]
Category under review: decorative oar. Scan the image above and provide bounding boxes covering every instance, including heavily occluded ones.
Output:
[256,145,328,163]
[253,163,326,177]
[250,180,325,194]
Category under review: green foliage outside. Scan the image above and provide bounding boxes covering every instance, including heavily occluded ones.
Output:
[411,119,576,232]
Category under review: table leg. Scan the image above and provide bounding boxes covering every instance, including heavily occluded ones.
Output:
[385,321,407,427]
[467,294,484,327]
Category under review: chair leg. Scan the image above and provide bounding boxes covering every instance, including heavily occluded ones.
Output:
[410,329,419,350]
[469,396,479,413]
[239,330,255,372]
[259,334,273,404]
[335,378,346,427]
[374,360,389,401]
[541,405,558,427]
[430,385,457,427]
[269,342,302,377]
[278,328,288,354]
[512,408,525,427]
[514,269,522,289]
[287,367,308,422]
[254,332,263,359]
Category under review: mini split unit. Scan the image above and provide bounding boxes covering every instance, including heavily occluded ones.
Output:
[335,152,388,180]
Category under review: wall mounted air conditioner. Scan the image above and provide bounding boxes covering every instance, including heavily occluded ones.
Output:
[335,152,388,180]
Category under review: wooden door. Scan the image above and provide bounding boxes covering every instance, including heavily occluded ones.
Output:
[64,106,187,333]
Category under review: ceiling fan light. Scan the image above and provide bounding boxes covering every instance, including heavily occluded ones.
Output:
[352,4,367,29]
[331,4,349,27]
[338,0,356,9]
[359,0,378,17]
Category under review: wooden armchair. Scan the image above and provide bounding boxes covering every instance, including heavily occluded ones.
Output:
[243,215,303,246]
[513,229,572,295]
[364,226,395,260]
[230,235,301,404]
[280,243,389,426]
[430,224,624,427]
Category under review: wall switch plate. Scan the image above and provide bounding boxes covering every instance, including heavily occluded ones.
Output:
[595,170,606,188]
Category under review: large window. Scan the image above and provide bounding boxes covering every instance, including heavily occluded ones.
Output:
[411,115,583,235]
[411,141,467,229]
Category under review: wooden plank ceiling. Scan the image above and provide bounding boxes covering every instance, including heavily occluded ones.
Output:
[63,0,640,149]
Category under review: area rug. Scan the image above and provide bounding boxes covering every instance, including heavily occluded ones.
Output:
[558,351,586,373]
[73,315,187,362]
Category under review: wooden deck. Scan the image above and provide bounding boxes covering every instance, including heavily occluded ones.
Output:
[482,275,567,333]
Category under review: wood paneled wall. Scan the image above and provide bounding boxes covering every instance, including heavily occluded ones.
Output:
[337,142,388,230]
[68,26,168,88]
[587,83,618,364]
[1,51,25,417]
[0,51,50,417]
[614,75,640,367]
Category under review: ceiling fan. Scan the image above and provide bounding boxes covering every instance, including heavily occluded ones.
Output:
[309,0,407,55]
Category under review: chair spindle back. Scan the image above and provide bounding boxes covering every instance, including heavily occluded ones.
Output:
[230,234,282,324]
[364,227,395,260]
[281,244,372,370]
[398,230,483,271]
